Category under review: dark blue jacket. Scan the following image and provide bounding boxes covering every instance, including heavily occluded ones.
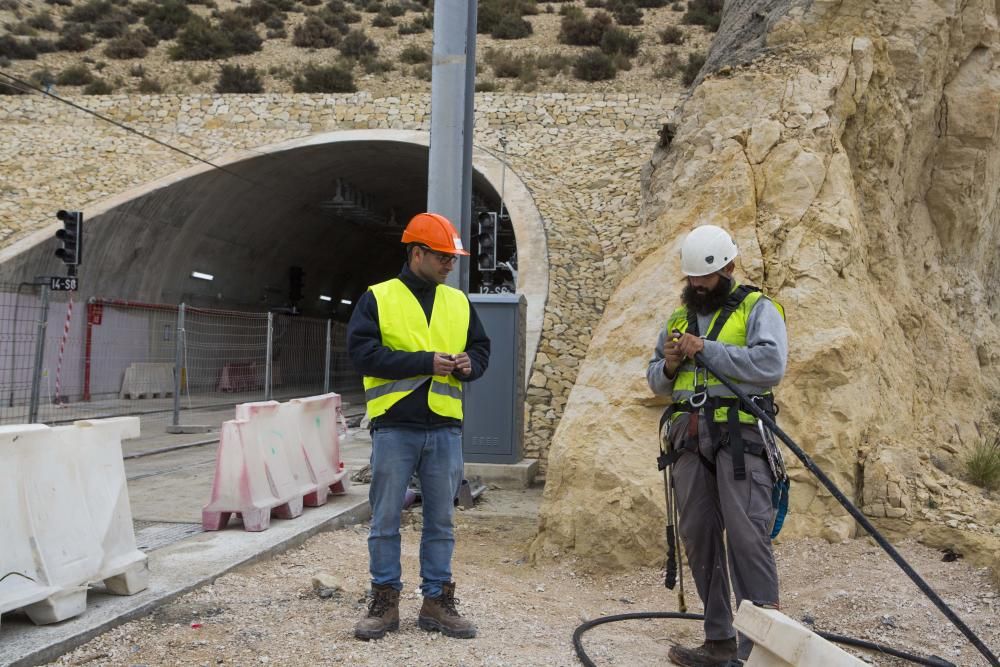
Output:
[347,264,491,429]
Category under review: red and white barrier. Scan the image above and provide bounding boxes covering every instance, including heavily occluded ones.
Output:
[202,393,348,532]
[0,418,148,629]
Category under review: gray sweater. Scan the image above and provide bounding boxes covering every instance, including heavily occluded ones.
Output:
[646,297,788,398]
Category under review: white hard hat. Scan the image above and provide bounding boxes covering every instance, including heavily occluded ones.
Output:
[680,225,739,277]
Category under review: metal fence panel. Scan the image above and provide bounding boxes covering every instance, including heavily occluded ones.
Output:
[0,283,46,425]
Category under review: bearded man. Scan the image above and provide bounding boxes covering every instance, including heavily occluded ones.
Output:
[646,225,788,666]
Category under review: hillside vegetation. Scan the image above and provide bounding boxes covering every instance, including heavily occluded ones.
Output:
[0,0,719,95]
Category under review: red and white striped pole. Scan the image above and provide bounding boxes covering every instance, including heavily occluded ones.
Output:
[54,294,73,406]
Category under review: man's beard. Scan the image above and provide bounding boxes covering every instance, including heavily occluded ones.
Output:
[681,276,732,316]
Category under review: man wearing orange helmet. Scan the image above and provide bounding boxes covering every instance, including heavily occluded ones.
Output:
[347,212,490,641]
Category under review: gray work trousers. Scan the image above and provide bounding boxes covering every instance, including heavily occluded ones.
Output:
[670,417,780,659]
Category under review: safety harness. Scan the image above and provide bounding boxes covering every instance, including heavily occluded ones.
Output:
[656,284,790,539]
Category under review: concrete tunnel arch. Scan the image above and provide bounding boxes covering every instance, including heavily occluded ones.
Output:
[0,130,549,382]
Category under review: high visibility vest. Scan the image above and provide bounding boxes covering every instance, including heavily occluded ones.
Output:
[363,278,469,420]
[666,283,784,425]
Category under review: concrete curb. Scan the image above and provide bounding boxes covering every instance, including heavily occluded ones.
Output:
[0,490,371,667]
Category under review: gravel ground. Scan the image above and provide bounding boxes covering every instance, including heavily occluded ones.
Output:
[49,491,999,667]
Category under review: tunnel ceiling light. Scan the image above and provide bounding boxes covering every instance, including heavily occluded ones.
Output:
[340,299,353,305]
[319,295,332,302]
[191,271,214,281]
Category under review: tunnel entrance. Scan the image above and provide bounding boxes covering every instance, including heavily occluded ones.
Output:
[0,130,547,426]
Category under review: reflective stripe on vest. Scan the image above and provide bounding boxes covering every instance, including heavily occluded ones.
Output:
[363,278,470,420]
[666,283,784,424]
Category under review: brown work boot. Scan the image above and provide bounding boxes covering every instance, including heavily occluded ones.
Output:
[667,637,738,666]
[417,582,476,638]
[354,584,400,640]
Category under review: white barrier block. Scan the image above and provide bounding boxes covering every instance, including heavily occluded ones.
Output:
[289,393,349,505]
[734,601,866,667]
[61,418,148,594]
[202,420,284,532]
[0,419,148,629]
[237,400,315,511]
[119,362,174,399]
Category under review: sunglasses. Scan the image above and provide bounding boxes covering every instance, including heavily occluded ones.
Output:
[419,246,459,265]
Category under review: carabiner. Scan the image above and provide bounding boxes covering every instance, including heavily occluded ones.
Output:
[689,391,708,408]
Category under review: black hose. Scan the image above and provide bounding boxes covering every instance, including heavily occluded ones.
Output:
[691,351,999,666]
[572,611,958,667]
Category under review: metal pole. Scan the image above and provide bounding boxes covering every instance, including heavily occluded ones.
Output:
[264,311,273,401]
[323,318,332,394]
[28,284,50,423]
[459,0,478,292]
[172,303,185,428]
[428,0,474,293]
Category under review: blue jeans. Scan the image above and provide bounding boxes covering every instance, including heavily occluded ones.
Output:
[368,425,464,598]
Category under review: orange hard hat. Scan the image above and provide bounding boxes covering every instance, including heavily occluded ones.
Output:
[401,212,470,256]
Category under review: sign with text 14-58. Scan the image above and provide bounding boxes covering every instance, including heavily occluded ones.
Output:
[49,276,78,291]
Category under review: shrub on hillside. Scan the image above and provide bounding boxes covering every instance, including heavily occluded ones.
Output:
[219,12,263,54]
[682,0,721,31]
[30,68,57,87]
[681,51,705,85]
[301,0,322,5]
[478,0,533,35]
[27,11,57,31]
[599,26,638,56]
[397,19,425,34]
[387,3,406,16]
[292,63,355,92]
[57,64,95,85]
[104,32,149,59]
[572,49,615,80]
[0,35,39,60]
[44,0,72,5]
[316,8,350,32]
[584,0,604,7]
[611,1,642,25]
[293,15,341,47]
[55,26,92,52]
[558,9,612,46]
[137,76,162,93]
[94,14,131,39]
[170,16,234,60]
[143,0,192,39]
[635,0,666,6]
[654,50,681,78]
[475,79,497,92]
[238,0,281,23]
[371,10,395,27]
[133,27,159,47]
[398,43,428,64]
[82,78,114,94]
[965,432,1000,491]
[32,38,58,54]
[491,14,532,39]
[536,52,571,75]
[215,64,264,93]
[658,25,684,44]
[66,0,113,25]
[360,55,393,73]
[338,28,377,58]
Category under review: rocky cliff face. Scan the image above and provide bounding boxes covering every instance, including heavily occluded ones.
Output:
[532,0,1000,578]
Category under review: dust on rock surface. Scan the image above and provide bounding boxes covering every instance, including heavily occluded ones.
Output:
[50,491,999,667]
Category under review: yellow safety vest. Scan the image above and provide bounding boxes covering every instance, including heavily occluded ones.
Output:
[666,283,784,425]
[363,278,469,420]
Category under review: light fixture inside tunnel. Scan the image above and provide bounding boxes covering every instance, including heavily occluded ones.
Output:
[319,295,332,302]
[191,271,214,281]
[340,299,352,305]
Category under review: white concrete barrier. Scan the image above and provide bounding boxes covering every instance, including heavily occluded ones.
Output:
[202,393,346,532]
[734,600,866,667]
[289,392,349,506]
[119,362,174,399]
[0,418,148,629]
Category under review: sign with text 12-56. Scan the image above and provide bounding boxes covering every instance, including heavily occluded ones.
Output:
[49,276,78,291]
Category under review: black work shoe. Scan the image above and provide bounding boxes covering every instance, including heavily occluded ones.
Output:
[667,637,738,666]
[417,582,476,638]
[354,584,400,640]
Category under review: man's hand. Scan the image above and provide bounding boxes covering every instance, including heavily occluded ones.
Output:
[676,332,704,359]
[452,352,472,378]
[663,333,684,377]
[433,353,457,376]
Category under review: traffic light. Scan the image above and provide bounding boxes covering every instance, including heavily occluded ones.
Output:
[55,210,83,272]
[476,211,497,272]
